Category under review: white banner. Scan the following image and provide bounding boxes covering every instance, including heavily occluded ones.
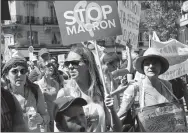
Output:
[116,1,141,49]
[151,39,188,80]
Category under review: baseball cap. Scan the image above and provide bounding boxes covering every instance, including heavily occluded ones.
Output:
[38,48,49,57]
[54,96,87,113]
[101,52,120,64]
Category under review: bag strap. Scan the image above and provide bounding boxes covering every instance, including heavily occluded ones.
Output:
[159,80,179,102]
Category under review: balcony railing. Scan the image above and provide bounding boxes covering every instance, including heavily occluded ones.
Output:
[24,16,40,25]
[2,15,58,25]
[43,17,58,25]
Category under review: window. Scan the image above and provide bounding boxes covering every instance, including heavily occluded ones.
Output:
[27,31,38,44]
[51,32,61,44]
[27,4,35,17]
[4,34,14,45]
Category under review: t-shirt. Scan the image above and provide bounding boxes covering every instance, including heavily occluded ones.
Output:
[56,79,108,132]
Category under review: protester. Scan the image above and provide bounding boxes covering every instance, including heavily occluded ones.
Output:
[117,47,178,131]
[58,61,70,80]
[38,48,51,63]
[54,96,88,132]
[51,56,59,68]
[2,56,50,132]
[51,56,64,88]
[169,75,188,110]
[35,61,60,132]
[28,55,41,82]
[1,87,29,132]
[56,45,121,132]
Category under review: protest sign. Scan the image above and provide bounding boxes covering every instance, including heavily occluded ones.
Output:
[137,100,188,132]
[116,1,141,49]
[54,1,122,45]
[58,54,65,64]
[151,39,188,80]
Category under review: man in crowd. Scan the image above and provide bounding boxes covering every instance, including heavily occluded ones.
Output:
[38,48,51,63]
[28,55,41,82]
[54,96,87,132]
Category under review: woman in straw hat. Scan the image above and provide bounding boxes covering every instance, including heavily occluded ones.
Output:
[117,48,179,129]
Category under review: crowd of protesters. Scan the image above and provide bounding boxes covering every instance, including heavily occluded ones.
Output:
[1,41,188,132]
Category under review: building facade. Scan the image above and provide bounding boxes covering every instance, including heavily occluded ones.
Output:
[2,1,70,58]
[179,1,188,45]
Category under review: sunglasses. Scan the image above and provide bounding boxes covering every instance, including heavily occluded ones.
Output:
[45,63,54,68]
[10,69,27,75]
[64,60,82,68]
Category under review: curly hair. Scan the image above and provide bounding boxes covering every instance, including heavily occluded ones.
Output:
[70,46,104,100]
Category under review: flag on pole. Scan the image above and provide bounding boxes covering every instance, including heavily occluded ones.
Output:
[152,31,160,42]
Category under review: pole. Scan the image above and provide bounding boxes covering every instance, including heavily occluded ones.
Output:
[149,34,151,48]
[94,40,109,95]
[29,1,33,46]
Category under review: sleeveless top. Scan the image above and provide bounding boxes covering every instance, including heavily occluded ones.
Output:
[120,78,176,116]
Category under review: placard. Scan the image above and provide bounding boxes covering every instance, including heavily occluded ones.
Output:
[116,1,141,49]
[151,39,188,80]
[54,1,122,45]
[137,100,188,132]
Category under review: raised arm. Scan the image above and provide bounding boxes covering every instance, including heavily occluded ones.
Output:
[105,94,122,132]
[117,84,137,118]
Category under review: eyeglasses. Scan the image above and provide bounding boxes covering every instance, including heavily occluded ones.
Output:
[10,69,27,75]
[64,60,82,68]
[45,63,54,68]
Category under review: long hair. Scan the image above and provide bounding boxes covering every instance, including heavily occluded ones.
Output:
[70,46,104,100]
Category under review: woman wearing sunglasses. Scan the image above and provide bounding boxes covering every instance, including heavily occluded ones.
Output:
[35,61,59,132]
[56,45,122,132]
[2,57,50,132]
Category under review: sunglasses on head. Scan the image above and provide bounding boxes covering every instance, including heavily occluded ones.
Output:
[64,60,81,68]
[10,69,27,75]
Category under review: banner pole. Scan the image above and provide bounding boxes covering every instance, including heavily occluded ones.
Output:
[94,40,109,95]
[149,34,151,48]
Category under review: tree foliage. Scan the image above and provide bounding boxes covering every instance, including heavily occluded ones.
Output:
[141,0,182,41]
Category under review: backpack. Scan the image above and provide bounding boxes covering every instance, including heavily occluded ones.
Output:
[169,78,185,99]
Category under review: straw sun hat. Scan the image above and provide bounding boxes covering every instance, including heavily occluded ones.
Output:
[135,48,169,75]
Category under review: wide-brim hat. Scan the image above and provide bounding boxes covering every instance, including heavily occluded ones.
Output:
[135,48,169,75]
